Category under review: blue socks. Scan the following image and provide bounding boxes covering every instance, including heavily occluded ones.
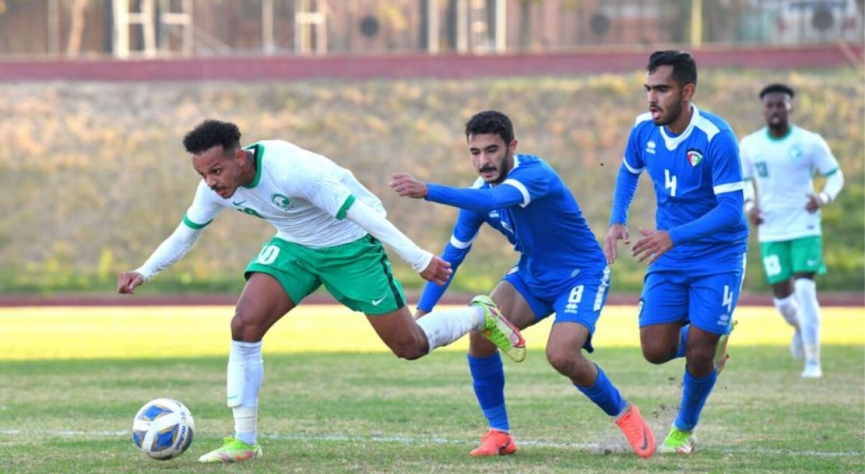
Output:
[674,368,717,432]
[468,352,509,432]
[576,366,628,417]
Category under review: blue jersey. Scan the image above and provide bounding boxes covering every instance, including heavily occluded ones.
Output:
[610,106,748,273]
[417,154,607,311]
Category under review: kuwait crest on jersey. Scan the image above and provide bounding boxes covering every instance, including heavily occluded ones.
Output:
[686,149,703,167]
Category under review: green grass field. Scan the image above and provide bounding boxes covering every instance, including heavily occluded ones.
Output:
[1,305,863,473]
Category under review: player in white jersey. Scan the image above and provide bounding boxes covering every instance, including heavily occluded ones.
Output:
[116,120,526,463]
[739,84,845,379]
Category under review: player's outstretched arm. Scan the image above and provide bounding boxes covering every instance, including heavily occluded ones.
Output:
[344,198,452,284]
[418,255,452,286]
[392,172,525,213]
[603,223,631,265]
[390,172,428,199]
[116,222,205,295]
[117,271,146,294]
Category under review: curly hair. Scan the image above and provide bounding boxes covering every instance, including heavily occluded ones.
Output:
[465,110,515,144]
[182,120,242,154]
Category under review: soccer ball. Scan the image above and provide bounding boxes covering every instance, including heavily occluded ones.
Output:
[132,398,195,460]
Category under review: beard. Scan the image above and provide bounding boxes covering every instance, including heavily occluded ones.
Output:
[653,101,684,127]
[479,150,511,185]
[767,115,788,133]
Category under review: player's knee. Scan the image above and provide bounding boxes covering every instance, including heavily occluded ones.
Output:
[230,311,265,342]
[388,334,427,360]
[390,344,425,360]
[545,346,575,375]
[641,345,672,365]
[685,343,715,364]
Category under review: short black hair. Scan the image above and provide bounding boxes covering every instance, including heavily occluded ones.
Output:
[646,50,698,88]
[759,83,795,99]
[465,110,514,144]
[183,120,242,154]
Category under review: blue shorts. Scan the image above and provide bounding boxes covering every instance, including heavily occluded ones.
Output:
[638,265,745,335]
[504,266,610,353]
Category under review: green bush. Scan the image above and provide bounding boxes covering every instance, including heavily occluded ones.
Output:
[0,68,861,295]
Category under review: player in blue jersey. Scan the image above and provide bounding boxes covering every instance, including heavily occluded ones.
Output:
[390,110,655,458]
[604,50,749,454]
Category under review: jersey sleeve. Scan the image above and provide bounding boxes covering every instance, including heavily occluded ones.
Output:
[136,181,219,280]
[622,121,646,173]
[183,180,224,229]
[709,129,745,195]
[811,134,841,176]
[609,124,646,226]
[416,208,486,312]
[425,182,526,213]
[502,163,552,208]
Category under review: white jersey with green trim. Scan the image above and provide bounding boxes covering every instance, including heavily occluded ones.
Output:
[184,139,386,248]
[739,126,840,242]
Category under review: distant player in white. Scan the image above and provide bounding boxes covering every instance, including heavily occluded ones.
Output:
[739,84,845,379]
[116,120,525,463]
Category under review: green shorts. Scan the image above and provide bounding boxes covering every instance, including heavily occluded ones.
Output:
[245,235,406,315]
[759,236,827,285]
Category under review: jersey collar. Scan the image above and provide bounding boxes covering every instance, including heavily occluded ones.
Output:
[660,104,700,150]
[764,125,794,142]
[242,143,264,188]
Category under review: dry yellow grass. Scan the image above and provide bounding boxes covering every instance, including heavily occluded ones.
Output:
[2,305,862,360]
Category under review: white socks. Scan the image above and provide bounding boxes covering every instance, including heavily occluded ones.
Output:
[773,294,801,329]
[794,279,821,365]
[227,340,263,445]
[232,407,258,445]
[416,306,485,353]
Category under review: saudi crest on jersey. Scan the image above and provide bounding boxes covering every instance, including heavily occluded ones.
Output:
[686,149,703,167]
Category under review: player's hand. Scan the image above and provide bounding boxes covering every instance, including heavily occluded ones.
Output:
[805,193,821,213]
[632,228,673,264]
[603,223,630,265]
[747,205,764,225]
[419,255,452,286]
[390,172,429,199]
[117,271,145,294]
[414,309,429,320]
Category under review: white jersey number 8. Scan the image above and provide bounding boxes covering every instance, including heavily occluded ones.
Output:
[763,254,782,278]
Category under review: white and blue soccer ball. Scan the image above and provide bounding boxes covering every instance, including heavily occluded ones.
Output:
[132,398,195,460]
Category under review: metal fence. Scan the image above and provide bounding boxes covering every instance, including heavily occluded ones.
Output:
[0,0,862,59]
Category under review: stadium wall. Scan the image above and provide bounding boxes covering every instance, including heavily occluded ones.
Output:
[0,45,862,82]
